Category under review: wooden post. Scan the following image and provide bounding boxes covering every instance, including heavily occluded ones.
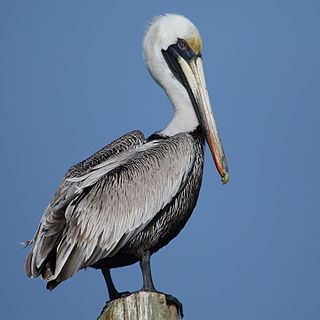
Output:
[98,291,180,320]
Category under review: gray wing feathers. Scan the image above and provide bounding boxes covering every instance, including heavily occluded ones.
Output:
[49,133,196,282]
[25,130,145,278]
[26,132,196,286]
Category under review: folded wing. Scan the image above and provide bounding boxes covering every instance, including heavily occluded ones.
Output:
[25,131,196,286]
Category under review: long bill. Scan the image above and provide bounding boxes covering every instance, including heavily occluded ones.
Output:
[176,55,229,184]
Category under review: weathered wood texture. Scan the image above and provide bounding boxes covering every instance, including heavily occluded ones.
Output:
[98,291,180,320]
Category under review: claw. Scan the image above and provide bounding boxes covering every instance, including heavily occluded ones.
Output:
[163,293,184,319]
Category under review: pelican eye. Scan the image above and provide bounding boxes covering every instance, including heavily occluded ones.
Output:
[177,38,188,50]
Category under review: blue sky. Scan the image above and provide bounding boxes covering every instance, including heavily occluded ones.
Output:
[1,1,319,319]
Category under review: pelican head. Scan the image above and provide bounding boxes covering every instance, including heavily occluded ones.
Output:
[144,14,229,184]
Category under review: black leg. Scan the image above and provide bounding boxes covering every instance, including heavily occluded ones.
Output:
[101,267,131,300]
[101,267,119,300]
[139,251,184,318]
[140,250,156,291]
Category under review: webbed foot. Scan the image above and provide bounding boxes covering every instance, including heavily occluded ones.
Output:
[108,290,131,301]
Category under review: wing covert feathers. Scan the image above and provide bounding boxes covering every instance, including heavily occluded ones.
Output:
[25,130,144,279]
[25,131,196,288]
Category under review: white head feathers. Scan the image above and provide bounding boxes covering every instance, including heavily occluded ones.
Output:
[143,14,203,136]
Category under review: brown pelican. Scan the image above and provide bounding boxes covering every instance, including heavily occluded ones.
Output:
[24,13,229,314]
